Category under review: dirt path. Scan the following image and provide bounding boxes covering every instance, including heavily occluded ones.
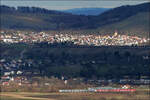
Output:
[0,93,55,100]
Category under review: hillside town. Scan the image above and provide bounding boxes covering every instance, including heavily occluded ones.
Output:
[0,30,150,88]
[0,30,149,46]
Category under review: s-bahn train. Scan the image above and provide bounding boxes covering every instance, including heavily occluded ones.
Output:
[59,86,136,93]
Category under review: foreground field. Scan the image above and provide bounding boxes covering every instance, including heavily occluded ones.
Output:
[0,89,150,100]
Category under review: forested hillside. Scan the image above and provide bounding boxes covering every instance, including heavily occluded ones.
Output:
[0,2,150,36]
[0,43,150,79]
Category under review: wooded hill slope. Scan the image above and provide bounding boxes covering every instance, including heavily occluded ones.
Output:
[0,2,150,37]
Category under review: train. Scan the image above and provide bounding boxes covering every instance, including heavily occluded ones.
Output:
[59,86,136,93]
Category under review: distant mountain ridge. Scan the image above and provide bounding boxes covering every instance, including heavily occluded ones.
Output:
[61,8,110,15]
[0,2,150,37]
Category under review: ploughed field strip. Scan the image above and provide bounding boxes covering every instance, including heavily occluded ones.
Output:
[0,89,150,100]
[0,92,55,100]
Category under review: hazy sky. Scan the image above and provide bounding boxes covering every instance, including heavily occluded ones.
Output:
[1,0,149,10]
